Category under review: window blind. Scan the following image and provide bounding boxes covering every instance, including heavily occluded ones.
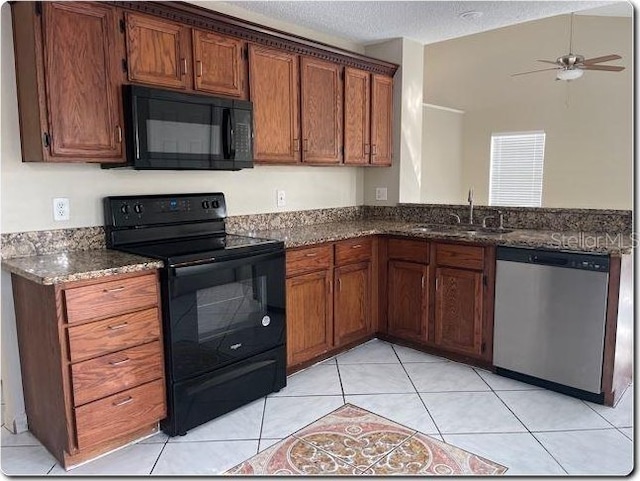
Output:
[489,131,545,207]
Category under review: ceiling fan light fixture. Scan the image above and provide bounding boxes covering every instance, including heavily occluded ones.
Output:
[556,68,584,81]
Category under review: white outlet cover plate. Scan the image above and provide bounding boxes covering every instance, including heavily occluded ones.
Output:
[375,187,388,201]
[53,197,70,221]
[276,190,286,207]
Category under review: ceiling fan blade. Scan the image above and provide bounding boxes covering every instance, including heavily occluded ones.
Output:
[583,54,622,65]
[537,59,559,65]
[581,64,625,72]
[512,67,560,77]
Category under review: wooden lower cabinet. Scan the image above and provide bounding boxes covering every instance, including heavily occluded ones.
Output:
[433,267,484,358]
[10,270,166,469]
[285,238,374,369]
[286,270,333,366]
[387,260,428,342]
[334,261,371,346]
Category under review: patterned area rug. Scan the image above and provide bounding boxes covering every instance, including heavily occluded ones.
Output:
[226,404,508,475]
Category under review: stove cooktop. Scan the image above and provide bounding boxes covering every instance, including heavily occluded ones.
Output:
[118,233,282,267]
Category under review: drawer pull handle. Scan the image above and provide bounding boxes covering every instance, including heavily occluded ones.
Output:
[103,286,125,293]
[351,244,362,249]
[305,253,318,258]
[113,396,133,407]
[107,322,128,330]
[181,58,187,76]
[109,357,130,366]
[196,60,203,77]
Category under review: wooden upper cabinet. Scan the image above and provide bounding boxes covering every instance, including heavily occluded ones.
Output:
[344,68,371,165]
[13,2,124,162]
[371,74,393,166]
[124,12,190,89]
[192,30,246,98]
[300,57,343,164]
[249,45,300,164]
[434,267,484,358]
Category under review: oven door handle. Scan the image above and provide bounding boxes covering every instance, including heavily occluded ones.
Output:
[170,249,283,277]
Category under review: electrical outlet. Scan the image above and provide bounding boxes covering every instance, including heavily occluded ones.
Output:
[375,187,388,201]
[276,190,286,207]
[53,197,70,221]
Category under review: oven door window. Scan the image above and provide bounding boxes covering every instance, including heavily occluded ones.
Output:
[168,253,285,381]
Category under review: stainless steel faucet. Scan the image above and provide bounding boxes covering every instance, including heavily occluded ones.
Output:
[467,187,474,224]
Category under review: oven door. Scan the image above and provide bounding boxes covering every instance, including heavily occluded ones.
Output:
[166,249,285,382]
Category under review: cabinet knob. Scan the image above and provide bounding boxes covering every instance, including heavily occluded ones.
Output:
[293,138,300,152]
[115,126,122,143]
[303,139,309,152]
[372,144,378,155]
[181,58,188,76]
[196,60,203,78]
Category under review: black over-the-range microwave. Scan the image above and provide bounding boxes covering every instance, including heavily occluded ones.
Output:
[104,85,253,171]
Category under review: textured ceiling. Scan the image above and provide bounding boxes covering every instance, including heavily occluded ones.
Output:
[224,1,628,45]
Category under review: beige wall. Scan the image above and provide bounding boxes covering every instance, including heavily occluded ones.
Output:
[421,105,464,204]
[423,14,632,209]
[363,38,424,206]
[0,3,365,234]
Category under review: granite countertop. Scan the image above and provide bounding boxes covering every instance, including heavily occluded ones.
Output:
[1,250,163,285]
[2,220,631,285]
[239,220,633,255]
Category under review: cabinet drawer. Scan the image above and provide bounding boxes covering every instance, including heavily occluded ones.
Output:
[335,238,372,266]
[74,379,166,450]
[286,245,333,277]
[71,341,163,406]
[388,238,429,263]
[435,244,484,270]
[68,308,160,363]
[65,274,158,324]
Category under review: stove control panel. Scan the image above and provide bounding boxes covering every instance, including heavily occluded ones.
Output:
[104,193,227,228]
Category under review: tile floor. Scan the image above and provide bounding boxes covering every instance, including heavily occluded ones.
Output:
[0,339,634,475]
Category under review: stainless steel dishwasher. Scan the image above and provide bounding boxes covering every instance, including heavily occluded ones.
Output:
[493,246,610,403]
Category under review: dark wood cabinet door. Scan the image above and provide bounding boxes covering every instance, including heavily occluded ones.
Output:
[334,262,371,347]
[371,74,393,166]
[286,270,333,367]
[387,261,428,342]
[300,57,343,164]
[42,2,123,161]
[124,12,190,89]
[344,68,370,165]
[193,30,245,98]
[248,45,300,164]
[434,267,484,358]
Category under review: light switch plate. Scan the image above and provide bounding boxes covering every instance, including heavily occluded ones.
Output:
[375,187,388,201]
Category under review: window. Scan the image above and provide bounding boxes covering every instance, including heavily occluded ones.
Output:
[489,131,545,207]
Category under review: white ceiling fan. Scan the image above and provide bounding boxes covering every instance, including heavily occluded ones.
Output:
[512,13,625,81]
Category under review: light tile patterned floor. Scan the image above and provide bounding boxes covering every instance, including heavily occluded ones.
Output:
[0,339,634,475]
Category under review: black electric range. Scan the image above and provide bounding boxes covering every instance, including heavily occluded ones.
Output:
[104,193,286,436]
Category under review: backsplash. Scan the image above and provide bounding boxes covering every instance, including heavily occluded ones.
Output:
[226,206,364,232]
[364,204,632,234]
[1,227,105,260]
[1,204,631,259]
